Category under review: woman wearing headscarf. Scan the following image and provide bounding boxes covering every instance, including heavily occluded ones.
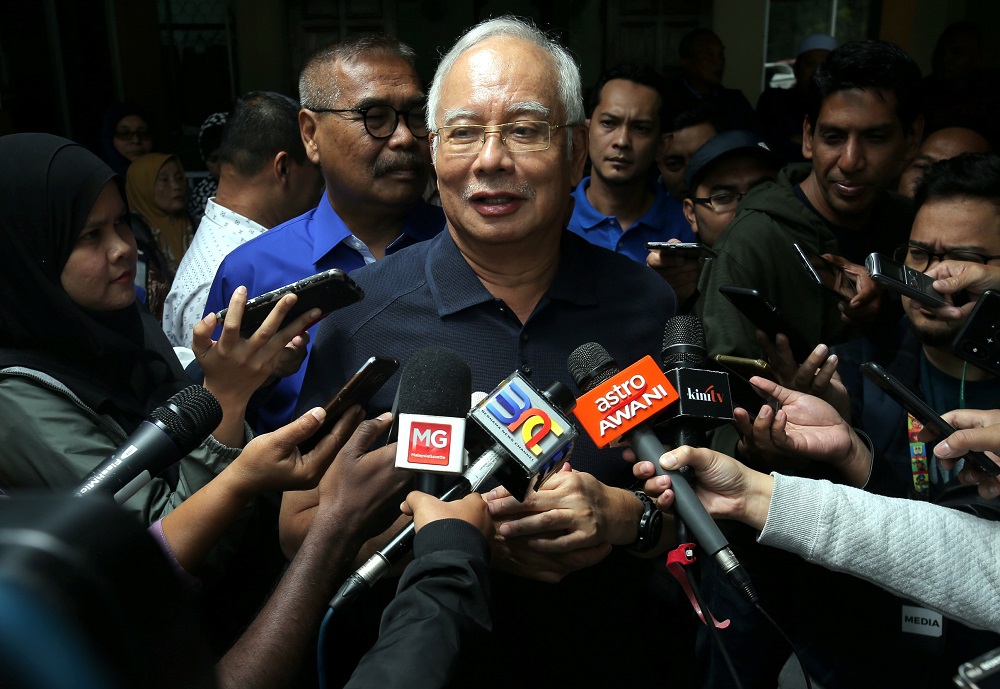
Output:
[189,111,229,224]
[127,152,195,320]
[0,133,317,527]
[99,101,154,177]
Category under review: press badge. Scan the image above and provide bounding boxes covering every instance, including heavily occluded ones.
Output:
[901,604,944,638]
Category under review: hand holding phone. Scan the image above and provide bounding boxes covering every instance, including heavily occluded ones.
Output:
[860,361,999,476]
[297,355,400,454]
[718,285,816,362]
[865,252,947,308]
[216,269,364,339]
[646,241,716,258]
[793,243,858,303]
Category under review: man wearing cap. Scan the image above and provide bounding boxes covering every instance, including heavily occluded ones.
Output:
[697,39,922,361]
[646,130,780,309]
[757,33,838,163]
[568,63,695,262]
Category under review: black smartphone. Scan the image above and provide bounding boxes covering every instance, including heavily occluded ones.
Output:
[216,269,364,338]
[860,361,999,476]
[297,355,400,454]
[955,646,1000,688]
[952,290,1000,377]
[645,241,715,258]
[865,252,947,308]
[793,242,857,303]
[718,285,815,362]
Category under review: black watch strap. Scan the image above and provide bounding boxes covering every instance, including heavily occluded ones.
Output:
[628,490,663,553]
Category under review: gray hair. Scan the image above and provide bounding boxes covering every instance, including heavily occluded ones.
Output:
[298,34,417,110]
[426,16,584,157]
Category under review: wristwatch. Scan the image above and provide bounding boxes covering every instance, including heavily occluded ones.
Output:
[628,490,663,553]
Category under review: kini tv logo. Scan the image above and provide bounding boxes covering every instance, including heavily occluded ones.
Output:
[486,381,567,456]
[686,385,724,403]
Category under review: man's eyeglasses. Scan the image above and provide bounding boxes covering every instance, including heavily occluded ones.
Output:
[430,121,575,155]
[310,104,429,139]
[691,191,748,213]
[113,128,151,141]
[893,244,1000,271]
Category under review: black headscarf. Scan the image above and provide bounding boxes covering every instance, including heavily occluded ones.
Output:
[99,102,151,177]
[0,133,189,431]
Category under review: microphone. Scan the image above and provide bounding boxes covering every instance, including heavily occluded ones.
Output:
[330,371,578,612]
[567,340,757,603]
[656,314,735,445]
[74,385,223,505]
[391,347,472,494]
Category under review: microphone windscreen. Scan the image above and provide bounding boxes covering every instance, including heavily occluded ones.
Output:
[152,385,222,455]
[396,347,472,417]
[661,314,708,367]
[567,342,620,393]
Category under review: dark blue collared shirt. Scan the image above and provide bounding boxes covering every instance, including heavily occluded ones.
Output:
[300,229,677,485]
[568,176,696,262]
[204,194,445,432]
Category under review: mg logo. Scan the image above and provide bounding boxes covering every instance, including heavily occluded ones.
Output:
[407,421,451,465]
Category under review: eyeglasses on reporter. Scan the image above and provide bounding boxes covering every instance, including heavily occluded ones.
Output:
[893,244,1000,271]
[114,128,151,141]
[691,191,748,213]
[309,104,429,139]
[429,120,576,154]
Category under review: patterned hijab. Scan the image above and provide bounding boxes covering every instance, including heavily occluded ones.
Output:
[126,153,193,274]
[0,133,188,429]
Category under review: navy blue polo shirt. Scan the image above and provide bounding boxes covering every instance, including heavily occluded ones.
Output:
[300,228,677,486]
[203,195,444,432]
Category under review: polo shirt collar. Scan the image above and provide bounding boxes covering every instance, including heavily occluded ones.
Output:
[570,177,605,230]
[310,196,445,265]
[425,229,599,318]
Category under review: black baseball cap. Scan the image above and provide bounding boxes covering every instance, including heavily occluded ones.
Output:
[685,130,781,193]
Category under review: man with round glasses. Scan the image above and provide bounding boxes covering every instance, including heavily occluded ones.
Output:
[294,16,684,688]
[203,34,444,433]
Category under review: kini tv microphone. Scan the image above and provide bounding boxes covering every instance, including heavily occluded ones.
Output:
[392,347,472,494]
[657,314,734,445]
[568,343,757,603]
[330,371,578,612]
[75,385,222,505]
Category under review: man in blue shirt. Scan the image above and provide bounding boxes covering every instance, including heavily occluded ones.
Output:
[568,64,694,261]
[203,34,444,432]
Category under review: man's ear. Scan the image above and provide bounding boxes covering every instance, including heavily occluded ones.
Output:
[801,115,814,161]
[299,110,321,165]
[903,115,925,160]
[682,198,698,235]
[273,151,290,184]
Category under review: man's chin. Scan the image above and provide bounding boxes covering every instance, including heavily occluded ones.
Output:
[910,319,959,348]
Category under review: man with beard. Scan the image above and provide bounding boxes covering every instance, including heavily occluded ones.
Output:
[568,63,694,261]
[835,152,1000,502]
[204,34,443,433]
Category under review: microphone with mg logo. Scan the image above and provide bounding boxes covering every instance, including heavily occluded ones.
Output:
[329,369,579,612]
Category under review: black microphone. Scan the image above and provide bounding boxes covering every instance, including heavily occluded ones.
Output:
[329,371,578,612]
[567,340,757,603]
[390,347,472,495]
[74,385,223,505]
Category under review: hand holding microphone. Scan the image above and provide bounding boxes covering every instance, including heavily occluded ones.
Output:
[568,316,758,602]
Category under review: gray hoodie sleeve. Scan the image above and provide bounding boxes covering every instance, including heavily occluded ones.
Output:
[758,473,1000,633]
